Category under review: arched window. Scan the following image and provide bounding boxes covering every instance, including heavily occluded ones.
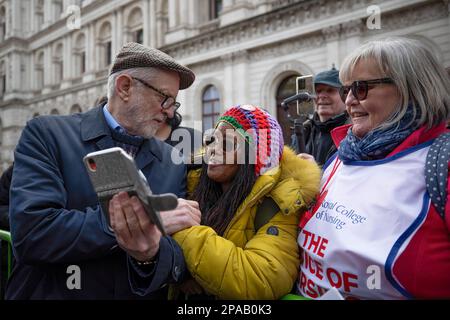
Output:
[126,7,143,44]
[0,6,6,42]
[35,51,44,90]
[53,43,63,84]
[202,85,221,132]
[97,22,112,68]
[0,61,5,96]
[73,33,86,76]
[276,74,300,146]
[70,104,82,114]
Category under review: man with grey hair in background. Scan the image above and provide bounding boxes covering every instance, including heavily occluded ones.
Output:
[6,42,201,299]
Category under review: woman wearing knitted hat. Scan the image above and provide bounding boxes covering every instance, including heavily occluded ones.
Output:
[170,104,321,299]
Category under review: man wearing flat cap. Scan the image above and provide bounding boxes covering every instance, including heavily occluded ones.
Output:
[292,68,349,166]
[6,43,200,299]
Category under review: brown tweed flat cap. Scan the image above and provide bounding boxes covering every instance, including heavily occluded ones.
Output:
[110,42,195,90]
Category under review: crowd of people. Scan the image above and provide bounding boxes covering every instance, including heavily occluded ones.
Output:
[0,36,449,300]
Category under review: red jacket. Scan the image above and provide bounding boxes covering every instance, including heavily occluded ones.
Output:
[326,123,450,299]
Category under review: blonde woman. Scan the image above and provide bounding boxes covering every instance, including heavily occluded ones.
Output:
[297,37,450,299]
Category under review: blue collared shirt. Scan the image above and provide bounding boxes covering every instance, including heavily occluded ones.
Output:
[103,104,124,133]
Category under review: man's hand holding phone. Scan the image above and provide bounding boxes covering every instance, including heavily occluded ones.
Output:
[109,192,201,262]
[109,192,161,262]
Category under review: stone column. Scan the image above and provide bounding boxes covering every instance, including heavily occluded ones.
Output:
[61,35,73,89]
[322,24,341,70]
[221,53,234,108]
[43,0,53,28]
[42,45,53,93]
[84,23,96,81]
[232,50,249,104]
[113,9,124,55]
[149,0,157,48]
[10,0,21,38]
[187,0,197,26]
[179,0,188,25]
[10,52,21,93]
[155,2,167,47]
[143,0,151,47]
[342,19,364,60]
[29,0,37,37]
[168,0,178,29]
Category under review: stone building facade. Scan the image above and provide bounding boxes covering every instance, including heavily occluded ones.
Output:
[0,0,449,170]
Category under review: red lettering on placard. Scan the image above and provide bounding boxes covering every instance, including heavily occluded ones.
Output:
[301,230,329,258]
[299,272,307,292]
[326,268,342,289]
[306,279,319,299]
[317,237,328,258]
[343,272,359,292]
[299,271,328,299]
[303,252,324,280]
[301,230,312,248]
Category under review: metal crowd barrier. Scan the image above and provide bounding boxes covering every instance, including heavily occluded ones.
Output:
[0,229,12,298]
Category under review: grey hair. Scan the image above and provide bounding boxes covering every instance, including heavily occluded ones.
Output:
[107,67,162,100]
[340,37,450,130]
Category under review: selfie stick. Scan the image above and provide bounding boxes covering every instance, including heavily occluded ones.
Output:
[281,92,315,154]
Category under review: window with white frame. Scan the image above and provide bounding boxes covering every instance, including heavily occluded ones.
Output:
[73,33,86,76]
[202,85,221,132]
[126,7,143,44]
[0,61,5,96]
[97,21,112,69]
[0,6,6,42]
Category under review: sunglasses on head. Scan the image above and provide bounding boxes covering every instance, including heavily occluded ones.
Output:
[339,78,394,103]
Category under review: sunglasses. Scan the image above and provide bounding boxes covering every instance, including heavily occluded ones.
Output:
[339,78,394,103]
[203,134,241,154]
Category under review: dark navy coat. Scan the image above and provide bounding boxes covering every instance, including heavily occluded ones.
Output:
[6,106,187,299]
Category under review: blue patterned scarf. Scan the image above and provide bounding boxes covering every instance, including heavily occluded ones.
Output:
[338,106,419,162]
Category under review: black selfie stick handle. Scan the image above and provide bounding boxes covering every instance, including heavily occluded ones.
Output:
[294,118,306,154]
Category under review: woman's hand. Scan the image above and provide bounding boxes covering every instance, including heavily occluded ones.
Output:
[297,153,317,164]
[159,199,201,235]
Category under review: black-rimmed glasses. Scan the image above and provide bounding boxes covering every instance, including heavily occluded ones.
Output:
[132,77,181,111]
[339,78,394,103]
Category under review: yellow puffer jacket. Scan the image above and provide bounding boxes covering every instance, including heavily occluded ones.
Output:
[172,147,321,299]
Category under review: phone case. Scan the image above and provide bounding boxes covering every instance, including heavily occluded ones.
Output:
[83,147,178,236]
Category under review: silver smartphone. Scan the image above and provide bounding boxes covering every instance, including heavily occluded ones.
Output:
[83,147,178,236]
[296,75,315,117]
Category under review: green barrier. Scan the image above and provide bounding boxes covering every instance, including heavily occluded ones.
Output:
[0,229,12,278]
[280,293,311,300]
